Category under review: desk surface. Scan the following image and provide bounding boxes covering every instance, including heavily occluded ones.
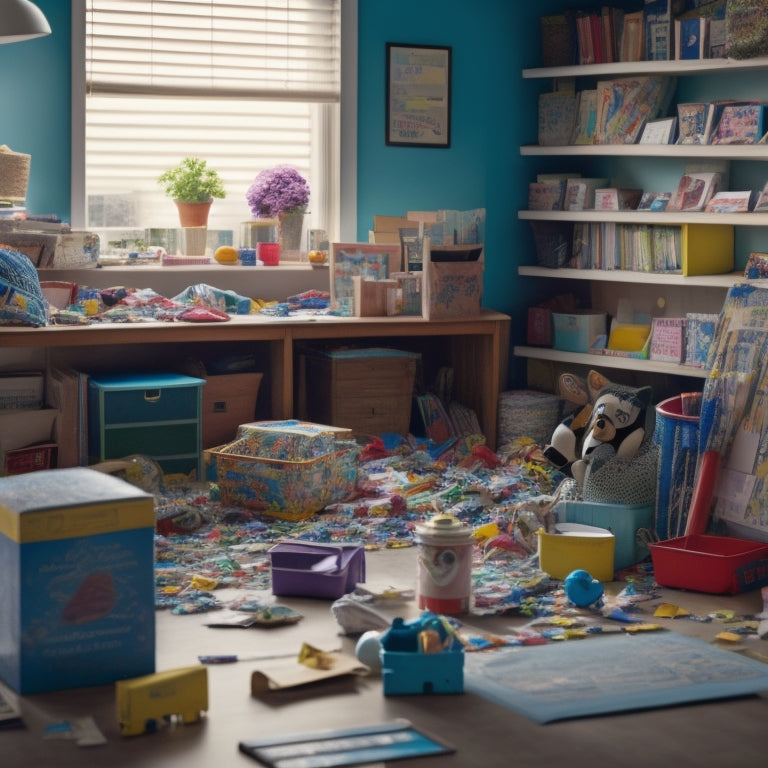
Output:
[5,546,767,768]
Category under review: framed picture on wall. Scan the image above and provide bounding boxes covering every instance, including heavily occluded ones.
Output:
[386,43,451,148]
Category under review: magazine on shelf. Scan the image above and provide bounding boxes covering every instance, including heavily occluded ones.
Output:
[684,312,719,367]
[677,102,715,144]
[650,317,686,363]
[668,172,720,211]
[538,91,578,146]
[640,117,677,144]
[753,181,768,212]
[528,181,566,211]
[710,102,764,145]
[704,190,754,213]
[744,251,768,278]
[595,76,673,144]
[564,177,610,210]
[570,89,598,145]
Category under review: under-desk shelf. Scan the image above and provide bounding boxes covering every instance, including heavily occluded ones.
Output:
[514,345,709,379]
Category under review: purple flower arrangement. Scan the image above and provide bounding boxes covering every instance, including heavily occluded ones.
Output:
[246,166,310,218]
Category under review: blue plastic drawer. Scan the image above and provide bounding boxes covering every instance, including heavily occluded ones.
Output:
[89,373,204,425]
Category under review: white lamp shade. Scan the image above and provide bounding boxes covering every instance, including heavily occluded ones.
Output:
[0,0,51,44]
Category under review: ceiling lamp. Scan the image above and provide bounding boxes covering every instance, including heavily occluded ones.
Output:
[0,0,51,44]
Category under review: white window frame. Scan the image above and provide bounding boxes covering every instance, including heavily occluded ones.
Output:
[70,0,357,245]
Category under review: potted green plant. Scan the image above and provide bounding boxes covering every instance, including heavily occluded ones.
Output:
[158,157,226,228]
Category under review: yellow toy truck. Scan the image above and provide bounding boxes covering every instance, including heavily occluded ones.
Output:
[116,666,208,736]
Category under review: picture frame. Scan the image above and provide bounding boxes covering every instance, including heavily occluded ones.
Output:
[330,242,402,316]
[386,43,451,148]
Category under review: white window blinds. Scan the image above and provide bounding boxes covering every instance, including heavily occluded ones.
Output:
[85,0,340,101]
[82,0,340,242]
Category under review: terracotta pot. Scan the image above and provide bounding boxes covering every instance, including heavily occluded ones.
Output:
[174,200,212,228]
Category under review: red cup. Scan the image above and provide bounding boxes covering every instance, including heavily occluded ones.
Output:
[258,242,280,266]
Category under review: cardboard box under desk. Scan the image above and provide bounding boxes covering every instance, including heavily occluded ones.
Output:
[200,372,263,449]
[0,467,156,694]
[302,348,420,437]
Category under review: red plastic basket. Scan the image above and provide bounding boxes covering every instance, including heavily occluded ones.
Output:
[649,534,768,594]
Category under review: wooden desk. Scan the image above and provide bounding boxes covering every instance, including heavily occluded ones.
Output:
[0,310,510,449]
[4,546,767,768]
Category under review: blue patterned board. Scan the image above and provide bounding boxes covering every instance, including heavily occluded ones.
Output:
[465,631,768,724]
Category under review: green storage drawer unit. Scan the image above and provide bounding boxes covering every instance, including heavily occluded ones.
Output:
[88,373,205,478]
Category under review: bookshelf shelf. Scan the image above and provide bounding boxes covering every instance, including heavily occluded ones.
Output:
[520,144,768,160]
[518,266,743,289]
[513,345,710,378]
[519,210,768,226]
[522,56,768,80]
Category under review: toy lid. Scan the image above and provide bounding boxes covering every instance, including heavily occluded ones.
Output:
[415,514,473,544]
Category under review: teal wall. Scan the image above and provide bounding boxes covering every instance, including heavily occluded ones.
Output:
[0,0,70,220]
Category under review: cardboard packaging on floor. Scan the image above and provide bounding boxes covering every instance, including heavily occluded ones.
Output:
[0,467,156,694]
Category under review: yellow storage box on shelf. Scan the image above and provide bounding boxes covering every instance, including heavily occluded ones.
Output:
[681,223,734,276]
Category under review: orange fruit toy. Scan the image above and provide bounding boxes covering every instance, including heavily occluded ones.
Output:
[214,245,239,264]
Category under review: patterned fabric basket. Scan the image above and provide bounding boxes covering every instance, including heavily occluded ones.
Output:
[213,445,359,521]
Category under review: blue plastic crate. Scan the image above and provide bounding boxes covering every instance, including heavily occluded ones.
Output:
[381,649,464,696]
[556,500,654,571]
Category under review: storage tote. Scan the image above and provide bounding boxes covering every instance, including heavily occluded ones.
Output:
[213,445,359,520]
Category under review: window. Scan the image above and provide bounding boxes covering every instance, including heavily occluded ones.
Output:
[74,0,344,256]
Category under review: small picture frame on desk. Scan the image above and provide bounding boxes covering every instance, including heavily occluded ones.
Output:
[330,242,402,316]
[386,43,451,148]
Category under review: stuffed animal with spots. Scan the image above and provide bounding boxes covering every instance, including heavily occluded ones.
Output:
[544,372,659,505]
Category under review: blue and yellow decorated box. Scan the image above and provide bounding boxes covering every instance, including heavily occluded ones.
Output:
[0,467,156,694]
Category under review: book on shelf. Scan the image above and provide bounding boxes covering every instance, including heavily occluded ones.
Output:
[528,181,566,211]
[667,171,721,211]
[601,5,621,63]
[638,191,673,210]
[709,102,764,145]
[704,190,754,213]
[639,116,677,144]
[744,251,768,278]
[707,17,727,57]
[538,90,578,146]
[650,317,686,363]
[540,11,578,67]
[594,76,674,144]
[564,177,610,211]
[675,16,709,59]
[753,181,768,212]
[684,312,719,367]
[594,188,643,211]
[570,89,598,145]
[645,0,685,61]
[676,102,715,144]
[619,10,645,61]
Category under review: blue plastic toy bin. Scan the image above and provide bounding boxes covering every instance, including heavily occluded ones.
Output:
[653,394,702,541]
